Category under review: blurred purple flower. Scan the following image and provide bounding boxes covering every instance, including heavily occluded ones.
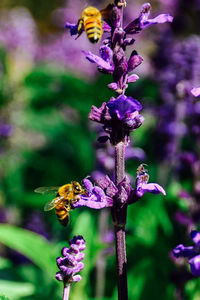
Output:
[124,3,173,34]
[72,177,115,209]
[191,87,200,97]
[0,123,12,137]
[56,235,85,283]
[173,230,200,277]
[89,95,144,145]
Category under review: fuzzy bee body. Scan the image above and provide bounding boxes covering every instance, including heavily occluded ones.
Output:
[77,6,103,43]
[35,182,86,227]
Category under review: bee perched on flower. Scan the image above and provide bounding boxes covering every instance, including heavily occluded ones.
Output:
[35,182,87,226]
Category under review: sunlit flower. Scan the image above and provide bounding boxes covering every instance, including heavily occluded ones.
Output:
[56,235,86,283]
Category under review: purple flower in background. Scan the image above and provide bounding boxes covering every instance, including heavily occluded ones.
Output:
[72,177,115,209]
[191,87,200,97]
[89,95,144,145]
[173,230,200,277]
[124,3,173,34]
[132,164,166,199]
[56,235,86,283]
[0,123,12,137]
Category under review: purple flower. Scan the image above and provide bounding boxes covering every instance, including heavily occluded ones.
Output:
[173,230,200,277]
[191,87,200,97]
[0,123,12,137]
[82,46,114,73]
[89,95,144,145]
[56,235,85,284]
[124,3,173,34]
[65,22,78,36]
[72,177,116,209]
[133,164,166,198]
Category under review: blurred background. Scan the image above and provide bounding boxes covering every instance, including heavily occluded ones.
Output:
[0,0,200,299]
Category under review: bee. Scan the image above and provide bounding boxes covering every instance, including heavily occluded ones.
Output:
[35,182,86,226]
[136,164,149,182]
[77,6,103,43]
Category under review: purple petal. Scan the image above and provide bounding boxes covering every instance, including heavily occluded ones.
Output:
[73,196,113,209]
[83,178,94,193]
[127,74,139,83]
[141,14,173,29]
[102,22,111,32]
[65,22,78,36]
[143,183,166,195]
[82,51,114,71]
[99,45,113,62]
[108,82,118,90]
[189,255,200,277]
[55,271,63,281]
[107,95,142,119]
[173,244,196,258]
[190,230,200,246]
[191,87,200,97]
[72,275,82,282]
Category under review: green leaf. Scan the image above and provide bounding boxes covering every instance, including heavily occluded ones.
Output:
[0,225,56,275]
[0,280,34,300]
[0,258,11,269]
[0,296,10,300]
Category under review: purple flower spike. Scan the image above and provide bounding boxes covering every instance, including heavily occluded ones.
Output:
[89,95,144,145]
[134,164,166,198]
[125,3,173,34]
[72,177,115,210]
[191,87,200,97]
[56,235,85,284]
[65,22,78,36]
[189,255,200,277]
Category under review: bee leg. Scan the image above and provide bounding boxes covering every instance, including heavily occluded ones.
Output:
[76,18,84,40]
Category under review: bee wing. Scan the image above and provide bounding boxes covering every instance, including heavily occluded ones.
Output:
[44,197,63,211]
[34,186,59,195]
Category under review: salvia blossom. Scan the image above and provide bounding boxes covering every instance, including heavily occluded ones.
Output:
[72,177,116,209]
[89,95,144,145]
[173,230,200,277]
[56,235,86,284]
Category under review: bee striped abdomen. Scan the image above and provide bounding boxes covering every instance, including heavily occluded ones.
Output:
[55,207,69,226]
[84,18,102,43]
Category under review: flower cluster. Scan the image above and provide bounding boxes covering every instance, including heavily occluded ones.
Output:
[72,177,116,209]
[56,235,86,284]
[89,95,144,145]
[173,230,200,277]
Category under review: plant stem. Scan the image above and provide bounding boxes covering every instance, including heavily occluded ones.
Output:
[63,282,70,300]
[113,141,128,300]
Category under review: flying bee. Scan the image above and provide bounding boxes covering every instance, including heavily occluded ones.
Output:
[35,182,87,226]
[77,6,103,43]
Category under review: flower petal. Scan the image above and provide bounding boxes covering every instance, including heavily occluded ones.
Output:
[141,14,173,29]
[82,51,114,71]
[65,22,78,36]
[189,255,200,277]
[191,87,200,97]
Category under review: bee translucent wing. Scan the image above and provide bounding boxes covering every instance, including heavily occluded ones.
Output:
[34,186,59,195]
[44,197,63,211]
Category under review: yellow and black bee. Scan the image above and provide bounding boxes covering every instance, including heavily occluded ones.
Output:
[35,182,86,226]
[77,6,103,43]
